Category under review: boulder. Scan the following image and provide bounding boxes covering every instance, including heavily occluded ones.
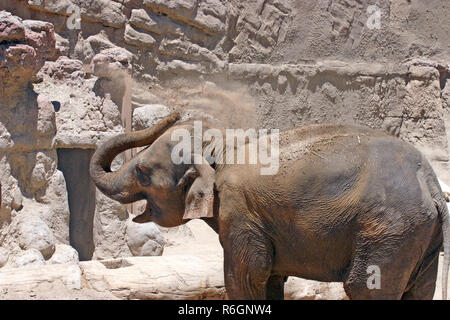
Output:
[10,187,23,211]
[132,104,170,131]
[12,249,45,268]
[0,122,14,150]
[130,9,163,35]
[92,190,131,260]
[142,0,197,19]
[0,11,58,99]
[126,220,165,257]
[36,96,57,137]
[91,47,133,119]
[0,11,25,42]
[72,0,127,29]
[48,244,79,265]
[17,214,56,260]
[38,56,85,81]
[22,19,57,61]
[35,55,124,148]
[124,24,156,48]
[285,277,347,300]
[91,47,133,79]
[26,0,74,16]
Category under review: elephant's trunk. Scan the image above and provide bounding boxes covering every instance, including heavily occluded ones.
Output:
[90,112,180,203]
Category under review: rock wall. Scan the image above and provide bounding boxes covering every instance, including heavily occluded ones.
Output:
[0,11,70,266]
[2,0,447,178]
[0,11,164,267]
[4,1,449,65]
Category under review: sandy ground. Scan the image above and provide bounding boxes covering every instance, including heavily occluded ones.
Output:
[163,220,222,256]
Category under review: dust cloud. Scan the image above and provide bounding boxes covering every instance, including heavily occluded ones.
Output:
[131,76,258,130]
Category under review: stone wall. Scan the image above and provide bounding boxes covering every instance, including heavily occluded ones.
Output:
[2,0,447,177]
[0,11,164,266]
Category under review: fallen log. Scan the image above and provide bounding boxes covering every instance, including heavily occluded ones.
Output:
[0,254,349,300]
[80,254,226,300]
[0,255,226,300]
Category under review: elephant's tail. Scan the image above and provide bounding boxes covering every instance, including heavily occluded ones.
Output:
[437,195,450,300]
[421,155,449,300]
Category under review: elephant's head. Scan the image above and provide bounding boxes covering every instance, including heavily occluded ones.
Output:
[90,113,216,227]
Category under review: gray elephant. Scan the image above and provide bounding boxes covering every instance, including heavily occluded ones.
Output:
[90,112,449,300]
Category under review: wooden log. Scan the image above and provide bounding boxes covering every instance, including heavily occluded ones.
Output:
[0,255,226,300]
[80,255,226,300]
[0,254,353,300]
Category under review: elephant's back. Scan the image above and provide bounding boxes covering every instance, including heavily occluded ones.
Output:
[277,122,428,216]
[278,123,389,163]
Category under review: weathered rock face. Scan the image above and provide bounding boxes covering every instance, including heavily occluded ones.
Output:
[0,11,163,268]
[4,0,447,180]
[16,212,56,259]
[0,11,58,99]
[0,11,69,268]
[0,2,448,177]
[2,1,447,73]
[92,190,131,260]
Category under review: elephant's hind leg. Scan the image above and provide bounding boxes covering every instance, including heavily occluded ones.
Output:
[266,275,287,300]
[343,252,406,300]
[401,228,442,300]
[344,209,440,300]
[343,237,414,299]
[401,251,439,300]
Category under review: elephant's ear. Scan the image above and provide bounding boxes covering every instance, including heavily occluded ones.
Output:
[181,158,215,220]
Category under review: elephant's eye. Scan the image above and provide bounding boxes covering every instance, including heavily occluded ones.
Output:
[136,166,151,187]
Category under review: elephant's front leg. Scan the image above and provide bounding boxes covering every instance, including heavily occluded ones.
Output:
[222,228,274,300]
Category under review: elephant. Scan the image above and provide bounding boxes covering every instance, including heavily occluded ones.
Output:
[90,112,449,300]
